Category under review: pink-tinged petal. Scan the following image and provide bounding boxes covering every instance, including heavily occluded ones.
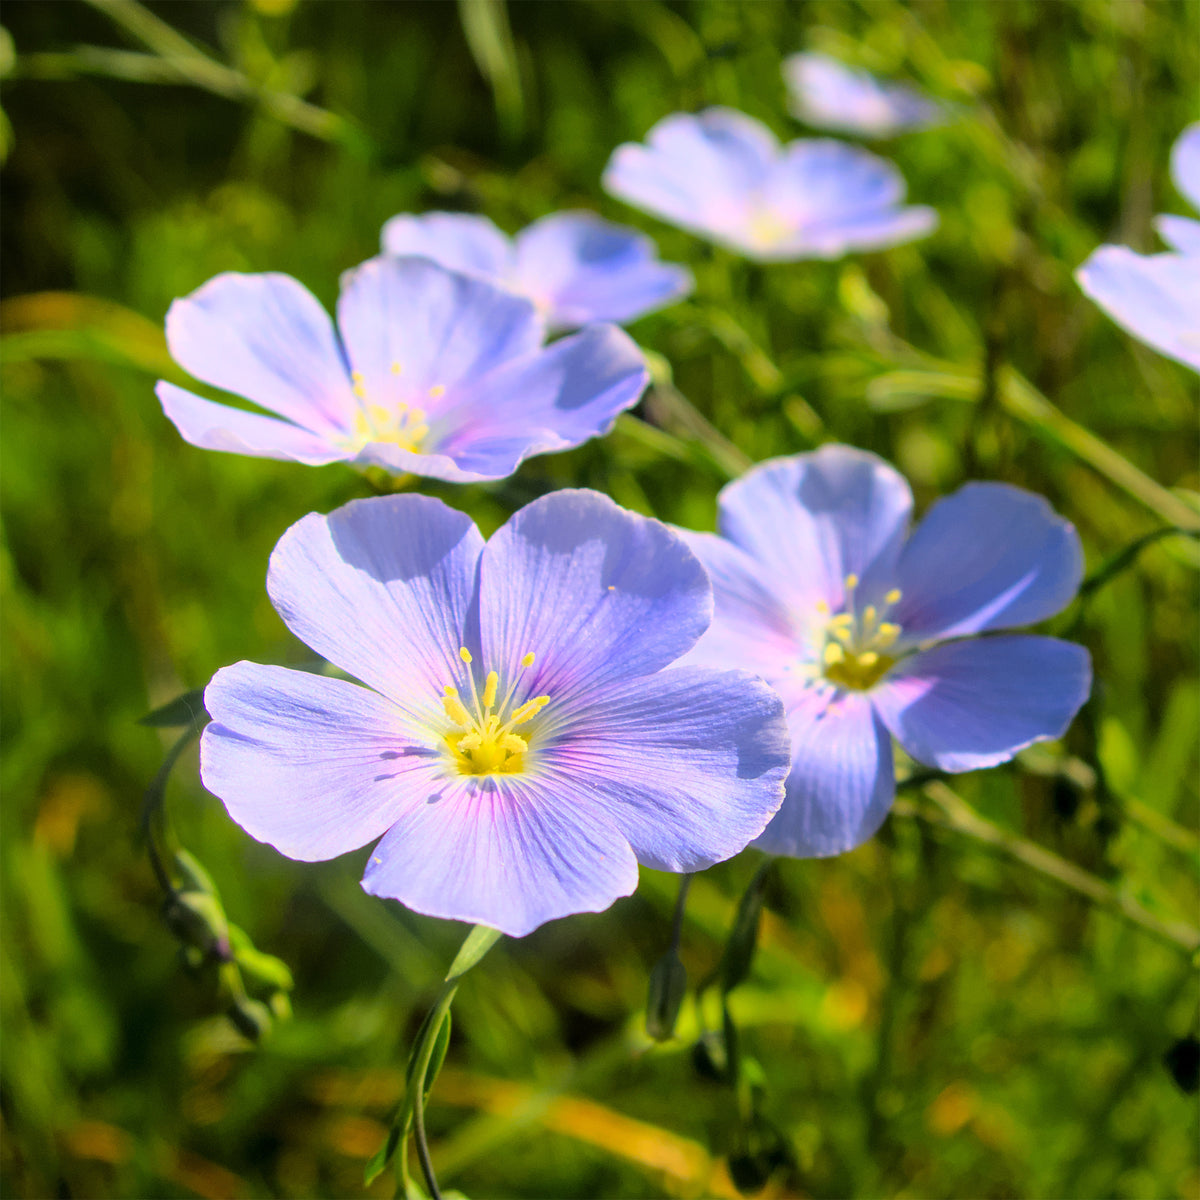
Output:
[1155,214,1200,256]
[349,441,514,485]
[891,483,1083,641]
[361,772,639,938]
[512,211,693,329]
[202,663,433,861]
[674,530,806,683]
[1076,246,1200,372]
[775,205,937,259]
[1171,122,1200,213]
[266,495,484,716]
[432,323,649,478]
[479,490,711,705]
[156,381,346,464]
[717,446,913,611]
[543,667,789,872]
[379,212,515,279]
[872,636,1092,772]
[335,256,545,420]
[164,272,352,433]
[755,689,894,858]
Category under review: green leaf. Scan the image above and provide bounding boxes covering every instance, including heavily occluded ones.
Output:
[445,924,502,981]
[645,950,688,1041]
[363,1120,403,1187]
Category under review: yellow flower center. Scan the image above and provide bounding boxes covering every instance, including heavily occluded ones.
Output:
[747,207,792,251]
[442,647,550,777]
[344,364,447,454]
[816,576,903,692]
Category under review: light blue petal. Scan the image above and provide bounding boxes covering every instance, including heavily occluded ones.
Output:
[783,52,944,137]
[361,772,639,938]
[335,256,545,431]
[156,381,346,464]
[478,489,711,707]
[432,323,649,478]
[775,204,937,259]
[892,482,1082,641]
[266,494,484,715]
[164,271,353,433]
[513,211,693,329]
[202,663,436,861]
[755,689,894,858]
[872,635,1092,772]
[717,446,913,612]
[1170,122,1200,213]
[542,666,789,871]
[1155,215,1200,256]
[379,211,514,279]
[1076,246,1200,372]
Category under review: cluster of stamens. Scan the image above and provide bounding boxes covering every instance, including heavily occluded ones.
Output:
[345,363,446,453]
[814,575,904,692]
[442,647,550,776]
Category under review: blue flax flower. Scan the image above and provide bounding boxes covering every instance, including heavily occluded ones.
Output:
[156,256,649,482]
[782,52,945,138]
[201,489,790,937]
[602,107,936,262]
[380,210,693,331]
[1076,123,1200,372]
[675,446,1092,858]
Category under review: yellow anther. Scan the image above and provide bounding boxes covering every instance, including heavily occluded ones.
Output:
[511,695,551,725]
[501,734,528,754]
[844,573,859,590]
[877,623,900,647]
[885,588,902,605]
[520,652,535,668]
[482,671,499,709]
[830,613,854,628]
[815,599,829,615]
[858,651,879,668]
[353,382,367,399]
[429,384,446,399]
[823,642,846,666]
[832,625,854,644]
[459,647,472,663]
[442,689,472,727]
[863,605,877,628]
[351,370,365,383]
[390,361,403,375]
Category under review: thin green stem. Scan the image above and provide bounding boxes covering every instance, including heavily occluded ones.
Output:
[411,981,460,1200]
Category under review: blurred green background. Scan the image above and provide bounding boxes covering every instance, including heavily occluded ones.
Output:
[2,1,1198,1197]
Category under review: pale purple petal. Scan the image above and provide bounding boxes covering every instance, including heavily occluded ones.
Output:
[717,446,913,612]
[266,495,484,716]
[202,663,432,861]
[603,108,777,242]
[361,772,639,938]
[512,211,693,329]
[673,530,806,684]
[783,52,944,137]
[1155,215,1200,256]
[431,323,649,478]
[872,636,1092,772]
[335,256,545,424]
[478,490,711,706]
[163,272,352,433]
[542,667,789,871]
[1076,246,1200,372]
[773,204,938,259]
[156,381,346,465]
[755,689,894,858]
[892,483,1084,641]
[1170,122,1200,213]
[379,212,514,279]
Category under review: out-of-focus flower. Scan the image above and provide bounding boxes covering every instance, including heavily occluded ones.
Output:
[201,490,790,937]
[676,446,1091,859]
[782,52,944,138]
[380,210,693,331]
[603,107,937,261]
[156,256,649,483]
[1076,123,1200,372]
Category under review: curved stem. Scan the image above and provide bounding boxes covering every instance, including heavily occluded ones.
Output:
[411,980,460,1200]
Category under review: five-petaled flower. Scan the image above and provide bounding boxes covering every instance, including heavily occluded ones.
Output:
[380,210,693,331]
[602,107,937,261]
[1076,122,1200,373]
[156,256,650,483]
[782,52,945,138]
[675,445,1092,858]
[201,489,790,937]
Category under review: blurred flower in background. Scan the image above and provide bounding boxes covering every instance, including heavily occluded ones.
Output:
[202,490,789,937]
[380,210,693,330]
[782,51,945,138]
[603,107,937,261]
[676,446,1092,858]
[156,255,649,481]
[1076,123,1200,372]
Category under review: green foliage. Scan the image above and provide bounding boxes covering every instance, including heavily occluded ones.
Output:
[2,1,1197,1197]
